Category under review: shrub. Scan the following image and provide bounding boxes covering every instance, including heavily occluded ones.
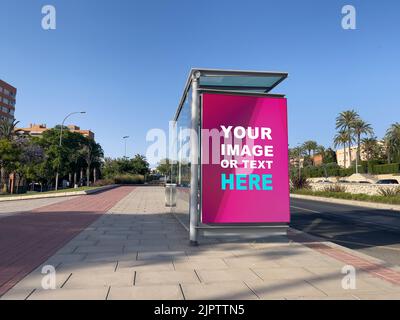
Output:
[378,187,400,197]
[372,163,400,175]
[324,184,346,193]
[300,163,358,178]
[367,160,383,174]
[92,179,114,187]
[339,167,355,177]
[113,174,144,185]
[302,166,325,178]
[293,189,400,205]
[290,174,310,191]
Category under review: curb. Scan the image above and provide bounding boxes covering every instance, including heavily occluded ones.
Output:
[0,184,119,202]
[291,193,400,212]
[287,228,400,285]
[287,227,386,265]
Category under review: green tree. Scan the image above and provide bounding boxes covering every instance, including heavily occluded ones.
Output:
[37,128,99,189]
[334,130,351,167]
[156,158,171,177]
[0,119,20,192]
[322,148,337,164]
[80,138,104,186]
[131,154,150,176]
[361,137,381,161]
[65,132,87,186]
[289,146,306,175]
[13,137,45,193]
[336,110,359,165]
[385,123,400,163]
[302,141,318,158]
[101,156,150,179]
[0,119,19,140]
[352,119,374,163]
[315,145,325,156]
[0,139,20,192]
[37,129,67,187]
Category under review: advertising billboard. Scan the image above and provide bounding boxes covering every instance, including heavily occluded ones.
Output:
[201,93,290,224]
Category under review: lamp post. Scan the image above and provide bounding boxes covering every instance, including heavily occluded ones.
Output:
[297,143,302,179]
[55,111,86,191]
[123,136,129,158]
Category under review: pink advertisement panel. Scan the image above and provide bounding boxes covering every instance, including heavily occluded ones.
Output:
[201,93,290,224]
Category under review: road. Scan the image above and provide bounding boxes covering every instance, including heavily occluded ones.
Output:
[290,197,400,267]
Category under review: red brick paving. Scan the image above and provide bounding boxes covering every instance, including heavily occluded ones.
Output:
[0,186,135,297]
[288,228,400,285]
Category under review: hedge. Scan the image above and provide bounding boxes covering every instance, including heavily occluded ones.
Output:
[293,189,400,205]
[301,164,359,178]
[113,174,145,184]
[298,161,399,178]
[372,163,399,174]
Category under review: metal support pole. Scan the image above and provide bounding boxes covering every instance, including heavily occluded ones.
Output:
[189,73,200,246]
[355,149,359,174]
[55,111,86,191]
[298,146,301,179]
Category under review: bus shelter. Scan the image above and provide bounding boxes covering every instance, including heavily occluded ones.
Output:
[169,68,290,245]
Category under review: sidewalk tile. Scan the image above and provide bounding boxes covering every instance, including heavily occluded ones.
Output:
[223,257,281,268]
[117,260,175,271]
[173,258,228,271]
[252,267,315,280]
[83,252,137,263]
[28,288,108,300]
[182,283,258,300]
[246,279,327,299]
[46,253,87,265]
[57,261,117,274]
[135,270,200,285]
[62,271,134,289]
[137,251,187,261]
[75,245,124,254]
[108,285,183,300]
[196,269,262,284]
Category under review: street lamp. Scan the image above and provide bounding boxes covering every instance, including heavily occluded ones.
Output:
[55,111,86,191]
[297,143,302,179]
[123,136,129,158]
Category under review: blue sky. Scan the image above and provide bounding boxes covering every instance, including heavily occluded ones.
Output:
[1,0,399,164]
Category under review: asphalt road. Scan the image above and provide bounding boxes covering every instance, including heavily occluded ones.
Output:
[290,197,400,268]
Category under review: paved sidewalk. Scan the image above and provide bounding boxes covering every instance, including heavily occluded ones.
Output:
[0,196,77,218]
[2,186,400,300]
[0,186,134,297]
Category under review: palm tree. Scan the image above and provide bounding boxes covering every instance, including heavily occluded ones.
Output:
[0,119,20,193]
[352,119,374,163]
[385,123,400,163]
[290,146,305,177]
[0,119,20,140]
[361,137,380,161]
[80,138,104,187]
[334,130,350,168]
[302,141,318,157]
[336,110,359,165]
[315,145,325,155]
[302,140,318,165]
